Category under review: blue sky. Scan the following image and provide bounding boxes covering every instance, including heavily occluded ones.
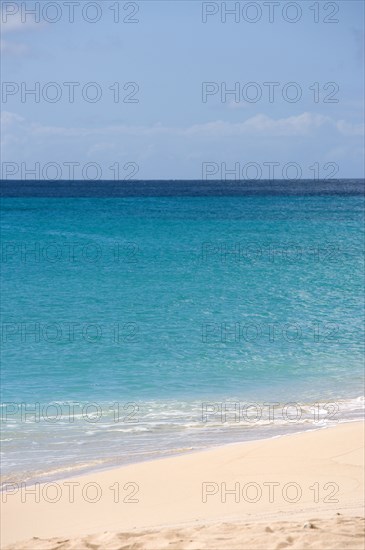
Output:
[1,0,364,179]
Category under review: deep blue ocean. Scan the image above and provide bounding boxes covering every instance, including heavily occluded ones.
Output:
[1,180,364,483]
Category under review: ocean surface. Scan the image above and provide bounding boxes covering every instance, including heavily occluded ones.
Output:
[1,180,364,484]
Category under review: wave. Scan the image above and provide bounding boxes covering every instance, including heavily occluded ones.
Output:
[1,395,363,485]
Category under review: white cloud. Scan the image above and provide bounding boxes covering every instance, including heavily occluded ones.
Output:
[0,111,27,149]
[184,113,332,138]
[0,10,43,34]
[2,111,364,153]
[15,112,337,140]
[1,7,45,57]
[0,110,25,126]
[0,39,28,56]
[336,120,364,136]
[2,110,364,178]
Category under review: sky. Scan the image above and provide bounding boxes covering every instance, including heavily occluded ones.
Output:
[1,0,364,180]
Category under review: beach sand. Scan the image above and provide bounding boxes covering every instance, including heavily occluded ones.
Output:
[2,421,364,549]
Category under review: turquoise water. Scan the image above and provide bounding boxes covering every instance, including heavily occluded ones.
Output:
[1,191,364,482]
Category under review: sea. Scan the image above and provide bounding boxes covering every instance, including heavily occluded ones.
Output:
[1,180,364,484]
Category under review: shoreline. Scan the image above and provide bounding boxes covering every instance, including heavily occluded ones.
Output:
[2,420,364,549]
[2,394,364,486]
[2,417,360,488]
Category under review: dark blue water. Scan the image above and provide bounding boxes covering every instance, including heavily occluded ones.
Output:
[0,179,363,197]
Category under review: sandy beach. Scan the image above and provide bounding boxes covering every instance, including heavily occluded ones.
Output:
[2,421,364,549]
